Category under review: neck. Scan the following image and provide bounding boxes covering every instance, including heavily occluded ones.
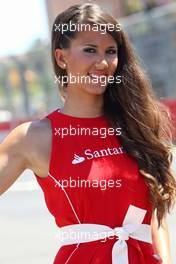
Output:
[61,89,104,118]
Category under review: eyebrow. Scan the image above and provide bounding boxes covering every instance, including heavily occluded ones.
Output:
[83,44,117,49]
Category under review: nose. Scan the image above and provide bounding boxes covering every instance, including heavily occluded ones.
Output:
[95,57,108,70]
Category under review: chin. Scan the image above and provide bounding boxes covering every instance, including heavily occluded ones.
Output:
[85,84,107,95]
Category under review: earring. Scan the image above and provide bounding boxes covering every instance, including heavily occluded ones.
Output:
[62,63,66,69]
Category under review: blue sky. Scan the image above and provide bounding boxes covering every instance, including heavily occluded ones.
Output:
[0,0,48,57]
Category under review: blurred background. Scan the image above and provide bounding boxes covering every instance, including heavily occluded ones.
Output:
[0,0,176,263]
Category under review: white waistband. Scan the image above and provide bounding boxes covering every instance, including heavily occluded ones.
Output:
[58,205,152,264]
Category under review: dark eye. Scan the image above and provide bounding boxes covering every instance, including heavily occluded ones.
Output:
[83,48,96,53]
[106,49,117,54]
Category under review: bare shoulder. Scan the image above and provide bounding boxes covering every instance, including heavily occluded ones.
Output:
[0,118,52,196]
[24,118,51,145]
[23,118,52,177]
[1,118,52,178]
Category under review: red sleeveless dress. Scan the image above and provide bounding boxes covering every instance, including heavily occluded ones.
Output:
[34,109,162,264]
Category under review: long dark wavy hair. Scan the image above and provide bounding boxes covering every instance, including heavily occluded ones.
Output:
[51,3,176,226]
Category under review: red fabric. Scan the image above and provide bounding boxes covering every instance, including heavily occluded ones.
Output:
[35,109,162,264]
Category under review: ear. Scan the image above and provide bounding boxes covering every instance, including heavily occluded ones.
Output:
[55,48,67,69]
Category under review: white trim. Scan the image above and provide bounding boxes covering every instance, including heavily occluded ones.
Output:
[48,173,81,224]
[64,243,80,264]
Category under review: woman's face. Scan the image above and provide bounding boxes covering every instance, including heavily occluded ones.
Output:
[55,29,118,96]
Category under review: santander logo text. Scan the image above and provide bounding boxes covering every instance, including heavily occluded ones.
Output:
[72,146,125,164]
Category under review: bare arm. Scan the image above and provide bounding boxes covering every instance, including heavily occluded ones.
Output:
[151,210,172,264]
[0,122,31,195]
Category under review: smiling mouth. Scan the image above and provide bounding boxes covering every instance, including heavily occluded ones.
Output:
[88,73,108,83]
[88,73,108,77]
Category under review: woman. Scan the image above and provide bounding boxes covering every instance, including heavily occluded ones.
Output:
[0,3,176,264]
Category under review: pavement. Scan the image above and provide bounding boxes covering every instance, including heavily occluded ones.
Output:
[0,140,176,264]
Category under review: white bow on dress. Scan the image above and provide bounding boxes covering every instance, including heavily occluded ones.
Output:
[57,205,152,264]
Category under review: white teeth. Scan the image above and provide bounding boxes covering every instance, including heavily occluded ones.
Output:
[89,74,106,79]
[90,74,100,77]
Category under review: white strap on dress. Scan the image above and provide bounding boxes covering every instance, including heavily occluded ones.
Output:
[57,205,152,264]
